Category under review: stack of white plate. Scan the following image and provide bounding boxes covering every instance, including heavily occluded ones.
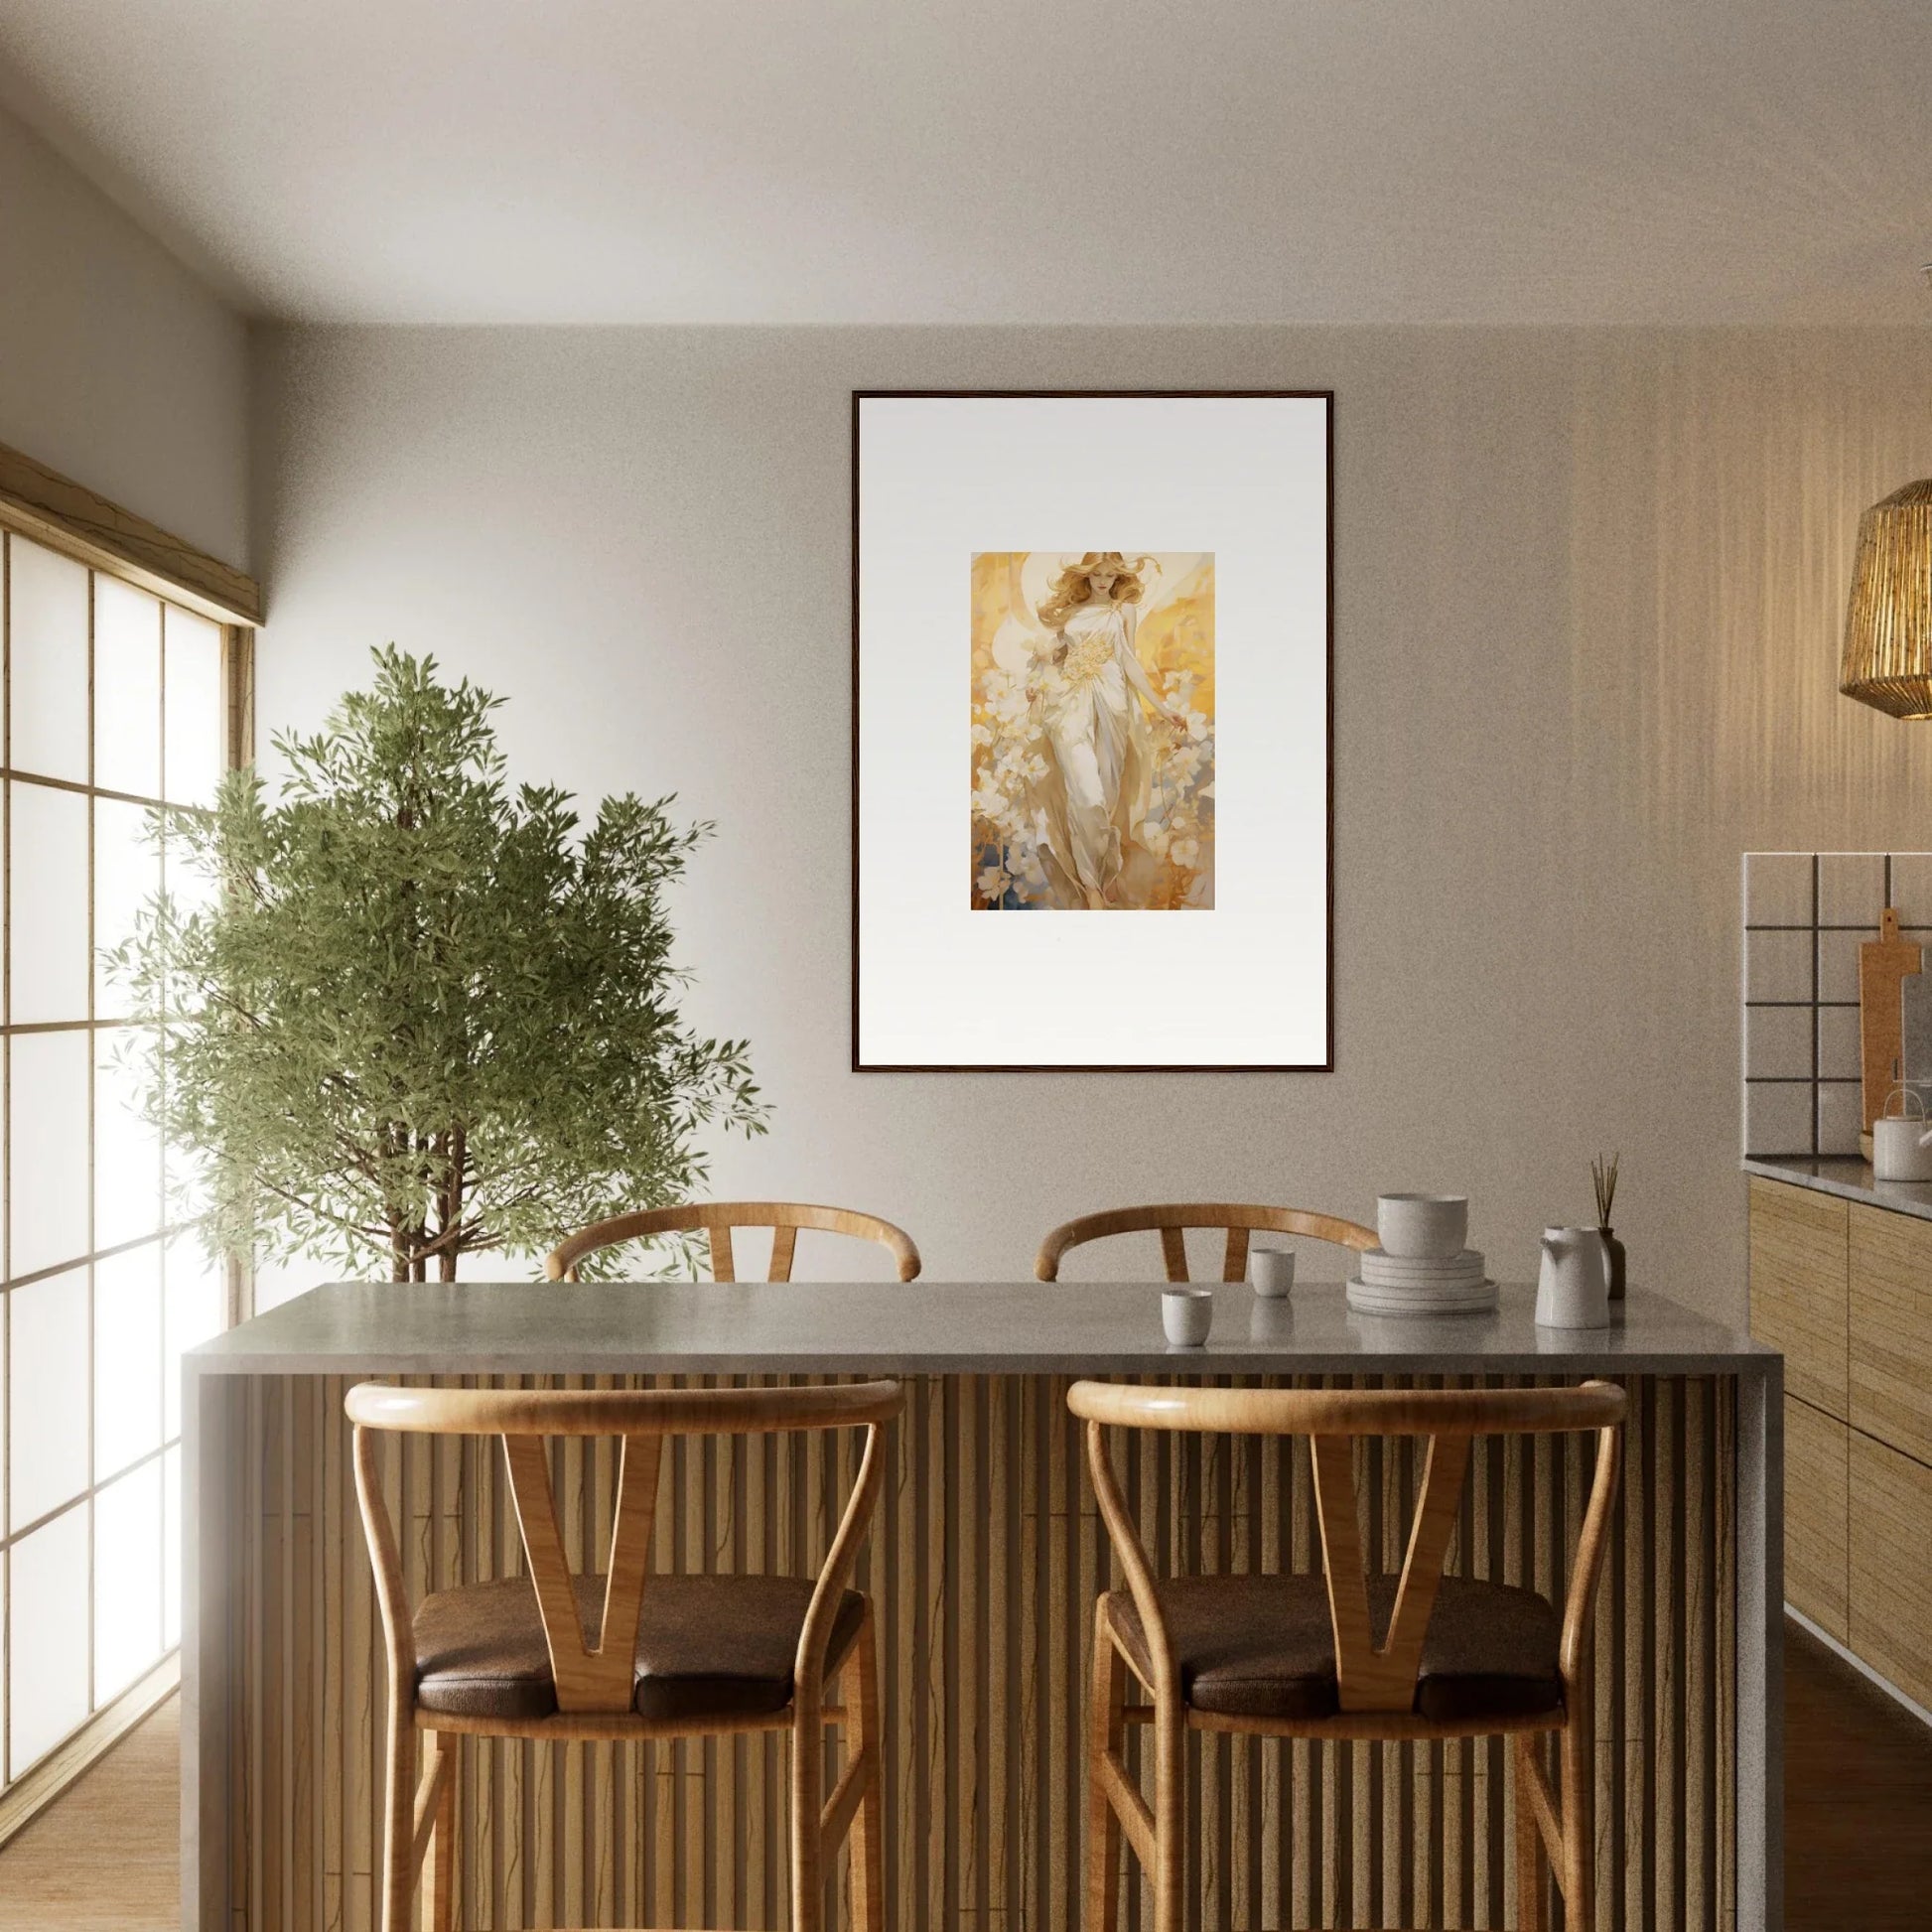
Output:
[1345,1246,1497,1315]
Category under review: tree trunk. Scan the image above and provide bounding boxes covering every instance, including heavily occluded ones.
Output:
[434,1127,465,1283]
[386,1123,413,1281]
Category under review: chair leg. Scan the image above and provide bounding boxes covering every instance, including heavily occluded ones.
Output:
[848,1606,887,1932]
[426,1734,457,1932]
[1559,1691,1595,1927]
[791,1692,827,1932]
[378,1697,415,1932]
[1513,1734,1546,1932]
[1084,1605,1127,1932]
[1151,1691,1186,1932]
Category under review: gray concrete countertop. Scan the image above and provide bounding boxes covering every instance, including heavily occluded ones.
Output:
[1744,1154,1932,1225]
[189,1280,1773,1379]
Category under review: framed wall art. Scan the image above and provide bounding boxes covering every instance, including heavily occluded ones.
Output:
[852,389,1332,1071]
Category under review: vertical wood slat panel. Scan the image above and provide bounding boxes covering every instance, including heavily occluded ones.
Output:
[231,1372,1735,1930]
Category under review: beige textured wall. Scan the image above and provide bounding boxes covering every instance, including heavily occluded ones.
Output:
[0,100,248,565]
[249,325,1932,1312]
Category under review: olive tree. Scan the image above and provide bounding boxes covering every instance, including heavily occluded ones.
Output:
[110,646,765,1281]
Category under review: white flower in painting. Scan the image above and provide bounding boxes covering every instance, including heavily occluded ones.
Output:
[991,683,1034,728]
[1170,837,1199,870]
[977,865,1011,900]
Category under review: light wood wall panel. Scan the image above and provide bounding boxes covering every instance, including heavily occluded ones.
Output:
[1748,1179,1849,1420]
[221,1372,1736,1932]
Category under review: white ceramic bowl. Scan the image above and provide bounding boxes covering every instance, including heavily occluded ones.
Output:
[1376,1193,1469,1260]
[1162,1286,1214,1346]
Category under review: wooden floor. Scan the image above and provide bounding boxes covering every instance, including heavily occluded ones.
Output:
[0,1697,179,1930]
[1783,1620,1932,1931]
[0,1624,1926,1929]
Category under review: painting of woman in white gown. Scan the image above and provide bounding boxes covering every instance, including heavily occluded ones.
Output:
[971,551,1214,910]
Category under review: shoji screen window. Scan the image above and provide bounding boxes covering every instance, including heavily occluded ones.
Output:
[2,530,232,1791]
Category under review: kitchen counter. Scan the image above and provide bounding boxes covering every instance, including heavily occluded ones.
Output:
[192,1277,1773,1378]
[182,1279,1783,1932]
[1744,1152,1932,1224]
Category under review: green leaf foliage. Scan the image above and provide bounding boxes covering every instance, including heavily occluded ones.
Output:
[105,646,767,1281]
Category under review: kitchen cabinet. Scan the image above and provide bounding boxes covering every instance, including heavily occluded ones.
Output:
[1784,1393,1850,1641]
[1851,1200,1932,1467]
[1747,1170,1932,1716]
[1850,1430,1932,1711]
[1749,1177,1848,1418]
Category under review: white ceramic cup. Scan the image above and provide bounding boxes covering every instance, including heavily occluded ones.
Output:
[1162,1286,1214,1346]
[1377,1192,1468,1260]
[1249,1247,1297,1298]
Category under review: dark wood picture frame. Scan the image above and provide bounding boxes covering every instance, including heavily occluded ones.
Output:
[851,388,1334,1073]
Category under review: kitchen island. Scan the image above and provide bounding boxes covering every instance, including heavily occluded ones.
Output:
[183,1281,1780,1931]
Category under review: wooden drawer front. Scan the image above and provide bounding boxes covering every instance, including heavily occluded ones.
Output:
[1851,1202,1932,1465]
[1749,1178,1849,1419]
[1783,1396,1849,1639]
[1850,1431,1932,1712]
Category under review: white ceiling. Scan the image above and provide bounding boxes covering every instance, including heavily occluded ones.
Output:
[2,0,1930,326]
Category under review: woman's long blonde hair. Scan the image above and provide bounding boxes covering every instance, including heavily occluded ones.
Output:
[1036,551,1157,630]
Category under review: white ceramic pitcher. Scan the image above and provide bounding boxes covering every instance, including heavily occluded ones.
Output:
[1535,1226,1612,1329]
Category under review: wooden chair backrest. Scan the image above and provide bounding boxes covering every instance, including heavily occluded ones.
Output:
[1067,1379,1625,1714]
[544,1200,921,1284]
[345,1380,904,1717]
[1035,1201,1377,1285]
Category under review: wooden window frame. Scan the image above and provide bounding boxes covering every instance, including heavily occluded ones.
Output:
[0,436,259,1844]
[0,441,260,629]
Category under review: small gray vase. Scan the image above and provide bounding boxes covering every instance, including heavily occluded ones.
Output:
[1600,1228,1626,1301]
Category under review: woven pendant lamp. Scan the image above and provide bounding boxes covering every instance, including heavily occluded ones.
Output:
[1842,479,1932,718]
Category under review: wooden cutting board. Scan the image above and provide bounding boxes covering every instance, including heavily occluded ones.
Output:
[1862,907,1924,1133]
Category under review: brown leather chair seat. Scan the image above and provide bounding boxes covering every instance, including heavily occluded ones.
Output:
[1106,1573,1563,1724]
[414,1573,866,1724]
